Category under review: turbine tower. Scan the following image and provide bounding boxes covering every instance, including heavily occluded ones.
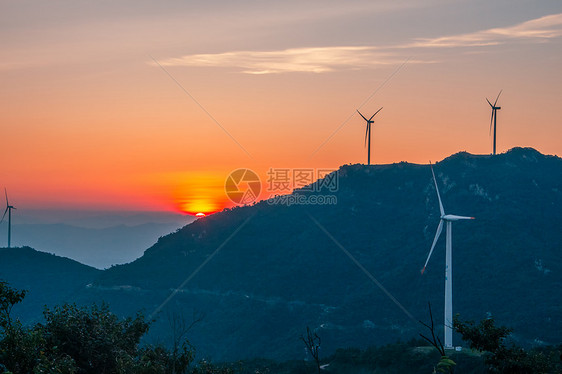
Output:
[486,90,502,155]
[1,188,16,248]
[421,164,474,348]
[357,107,383,165]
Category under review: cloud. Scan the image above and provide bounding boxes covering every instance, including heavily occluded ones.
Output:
[155,46,429,74]
[153,13,562,74]
[411,13,562,48]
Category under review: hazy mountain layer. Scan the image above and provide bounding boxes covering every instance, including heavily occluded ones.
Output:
[10,222,183,268]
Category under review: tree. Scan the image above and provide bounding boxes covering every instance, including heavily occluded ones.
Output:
[0,281,26,331]
[419,302,456,374]
[166,309,204,374]
[39,303,149,373]
[301,326,321,374]
[453,315,552,373]
[0,281,47,374]
[0,281,195,374]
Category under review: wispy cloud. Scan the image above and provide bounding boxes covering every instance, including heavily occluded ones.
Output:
[153,13,562,74]
[411,13,562,48]
[155,46,428,74]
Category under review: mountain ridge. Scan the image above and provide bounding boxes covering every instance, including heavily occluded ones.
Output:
[0,246,101,323]
[87,147,562,360]
[2,147,561,361]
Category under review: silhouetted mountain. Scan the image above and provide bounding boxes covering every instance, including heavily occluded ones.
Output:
[3,148,562,361]
[0,246,101,322]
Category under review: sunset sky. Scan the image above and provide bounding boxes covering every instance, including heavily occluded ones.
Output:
[2,0,562,216]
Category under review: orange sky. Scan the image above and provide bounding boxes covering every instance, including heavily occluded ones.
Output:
[1,1,561,216]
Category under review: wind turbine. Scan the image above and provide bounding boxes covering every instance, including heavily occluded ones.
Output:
[421,164,474,349]
[357,107,383,165]
[486,90,502,155]
[1,188,16,248]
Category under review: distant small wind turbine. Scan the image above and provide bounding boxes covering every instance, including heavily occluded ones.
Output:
[357,108,383,165]
[486,90,502,155]
[1,188,16,248]
[421,164,474,349]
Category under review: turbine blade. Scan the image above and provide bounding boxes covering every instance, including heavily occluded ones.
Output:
[430,164,445,216]
[490,110,494,135]
[0,207,7,224]
[421,220,444,274]
[369,107,383,121]
[364,124,369,147]
[446,215,474,220]
[4,188,8,207]
[494,90,502,106]
[357,110,369,122]
[486,98,493,107]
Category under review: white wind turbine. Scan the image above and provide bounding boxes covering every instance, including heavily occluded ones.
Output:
[357,107,383,166]
[486,90,502,156]
[1,188,17,248]
[421,164,474,348]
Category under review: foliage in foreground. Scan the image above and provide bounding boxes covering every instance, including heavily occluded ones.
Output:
[1,280,561,374]
[0,281,227,374]
[454,315,562,374]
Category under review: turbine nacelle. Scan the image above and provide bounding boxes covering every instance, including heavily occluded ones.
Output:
[357,107,383,123]
[486,100,501,110]
[486,90,502,108]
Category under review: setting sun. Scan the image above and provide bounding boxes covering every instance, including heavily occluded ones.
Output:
[179,199,222,216]
[150,171,232,215]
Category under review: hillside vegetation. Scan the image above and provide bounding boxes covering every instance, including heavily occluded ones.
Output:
[2,147,561,361]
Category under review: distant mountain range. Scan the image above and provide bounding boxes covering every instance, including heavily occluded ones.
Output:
[1,210,194,268]
[10,222,184,268]
[9,210,193,229]
[1,147,561,362]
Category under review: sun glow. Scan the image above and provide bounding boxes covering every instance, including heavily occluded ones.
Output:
[180,199,222,216]
[165,171,233,216]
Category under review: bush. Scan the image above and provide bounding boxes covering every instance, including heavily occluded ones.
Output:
[0,281,194,374]
[454,315,557,374]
